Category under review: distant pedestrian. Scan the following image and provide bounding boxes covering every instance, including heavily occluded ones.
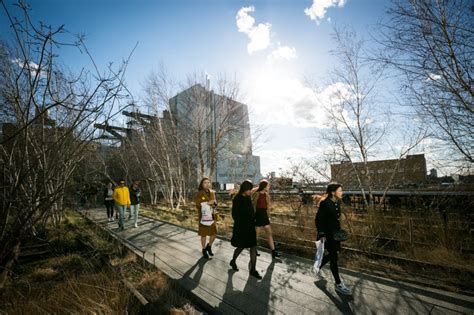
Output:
[129,180,141,228]
[300,188,310,205]
[88,183,99,207]
[79,184,87,210]
[315,183,352,295]
[104,182,115,222]
[195,178,218,259]
[252,179,280,259]
[113,180,130,231]
[230,180,262,279]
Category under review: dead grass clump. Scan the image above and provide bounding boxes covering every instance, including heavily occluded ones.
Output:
[110,252,137,266]
[136,271,192,312]
[413,246,473,271]
[29,267,59,281]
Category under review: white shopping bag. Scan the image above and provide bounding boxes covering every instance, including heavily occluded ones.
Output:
[312,240,325,275]
[200,202,214,226]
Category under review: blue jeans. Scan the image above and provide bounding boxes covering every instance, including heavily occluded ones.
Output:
[116,205,127,229]
[130,204,140,225]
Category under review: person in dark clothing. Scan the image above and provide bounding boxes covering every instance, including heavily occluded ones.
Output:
[129,180,141,228]
[79,185,87,210]
[230,180,262,280]
[104,182,115,222]
[315,183,352,295]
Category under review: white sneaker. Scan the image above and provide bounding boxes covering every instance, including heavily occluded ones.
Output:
[335,282,352,295]
[312,265,321,276]
[134,223,138,228]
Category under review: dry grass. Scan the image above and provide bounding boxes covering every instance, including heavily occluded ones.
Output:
[4,260,131,314]
[29,267,59,281]
[136,271,194,312]
[110,252,137,267]
[0,209,198,314]
[413,247,474,272]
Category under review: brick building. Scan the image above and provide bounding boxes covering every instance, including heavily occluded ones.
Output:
[331,154,427,189]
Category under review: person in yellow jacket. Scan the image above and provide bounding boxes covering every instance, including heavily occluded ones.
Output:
[114,180,130,231]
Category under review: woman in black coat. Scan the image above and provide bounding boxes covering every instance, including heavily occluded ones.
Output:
[315,183,352,295]
[229,180,262,279]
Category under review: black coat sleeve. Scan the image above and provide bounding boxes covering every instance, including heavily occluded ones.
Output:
[315,202,328,239]
[232,196,239,221]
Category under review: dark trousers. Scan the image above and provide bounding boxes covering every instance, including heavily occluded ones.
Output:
[320,238,341,284]
[105,200,114,218]
[232,246,257,271]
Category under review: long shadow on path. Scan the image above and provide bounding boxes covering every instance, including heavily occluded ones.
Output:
[315,279,354,314]
[215,260,277,314]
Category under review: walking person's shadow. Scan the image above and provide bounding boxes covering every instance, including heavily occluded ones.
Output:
[179,256,210,291]
[216,260,276,314]
[315,278,354,314]
[142,256,210,314]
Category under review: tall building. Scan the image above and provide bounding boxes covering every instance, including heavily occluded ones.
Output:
[331,154,427,189]
[169,84,261,188]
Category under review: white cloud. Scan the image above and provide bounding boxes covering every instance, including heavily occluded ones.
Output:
[267,45,297,62]
[315,82,362,128]
[304,0,347,25]
[244,67,361,129]
[247,23,272,54]
[236,6,255,33]
[12,58,44,77]
[426,73,441,81]
[236,6,272,54]
[244,68,328,128]
[256,148,319,175]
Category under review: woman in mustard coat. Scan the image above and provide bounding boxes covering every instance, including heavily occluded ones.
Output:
[195,177,218,258]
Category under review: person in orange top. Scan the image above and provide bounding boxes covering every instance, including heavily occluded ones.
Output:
[113,180,130,231]
[195,178,218,259]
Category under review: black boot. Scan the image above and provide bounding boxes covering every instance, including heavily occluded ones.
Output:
[250,269,262,280]
[272,250,281,259]
[206,244,214,256]
[202,248,209,259]
[230,259,239,271]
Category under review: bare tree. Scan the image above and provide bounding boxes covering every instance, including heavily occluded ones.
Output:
[126,68,192,208]
[320,27,386,212]
[315,27,427,213]
[377,0,473,164]
[0,1,131,287]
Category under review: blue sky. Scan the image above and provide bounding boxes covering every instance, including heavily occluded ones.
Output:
[0,0,387,84]
[3,0,435,177]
